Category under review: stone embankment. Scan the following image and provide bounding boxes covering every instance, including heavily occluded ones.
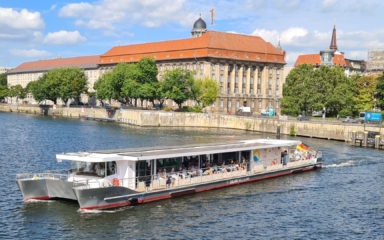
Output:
[1,104,382,142]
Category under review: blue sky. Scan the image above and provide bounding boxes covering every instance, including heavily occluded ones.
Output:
[1,0,384,67]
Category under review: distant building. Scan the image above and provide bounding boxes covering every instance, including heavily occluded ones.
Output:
[344,59,366,77]
[294,25,347,68]
[7,56,100,104]
[99,16,286,114]
[0,67,13,74]
[366,48,384,75]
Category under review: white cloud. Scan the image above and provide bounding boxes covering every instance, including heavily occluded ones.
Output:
[320,0,339,12]
[50,5,57,11]
[58,0,194,34]
[9,49,50,58]
[43,31,86,45]
[0,8,44,30]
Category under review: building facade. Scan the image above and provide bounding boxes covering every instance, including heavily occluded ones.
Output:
[6,56,100,105]
[99,17,286,114]
[367,48,384,75]
[0,67,13,74]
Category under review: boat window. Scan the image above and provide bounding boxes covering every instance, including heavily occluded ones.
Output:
[157,157,182,172]
[106,161,117,176]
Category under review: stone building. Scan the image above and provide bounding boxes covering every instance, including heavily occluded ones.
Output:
[99,17,286,114]
[6,56,100,105]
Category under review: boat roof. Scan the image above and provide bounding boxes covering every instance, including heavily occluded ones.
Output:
[56,139,301,163]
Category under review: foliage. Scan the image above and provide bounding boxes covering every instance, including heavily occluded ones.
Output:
[289,124,295,136]
[29,67,88,104]
[338,108,352,117]
[354,75,377,112]
[162,68,194,109]
[281,64,355,117]
[375,71,384,109]
[8,84,27,103]
[0,73,7,86]
[182,105,202,113]
[190,77,220,109]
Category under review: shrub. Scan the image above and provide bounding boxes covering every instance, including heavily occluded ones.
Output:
[289,124,295,136]
[339,109,352,118]
[163,106,171,112]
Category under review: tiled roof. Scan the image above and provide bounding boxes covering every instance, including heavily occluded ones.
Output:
[99,31,286,65]
[294,54,321,67]
[8,55,100,74]
[294,53,346,67]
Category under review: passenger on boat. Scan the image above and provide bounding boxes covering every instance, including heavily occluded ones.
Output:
[161,169,167,178]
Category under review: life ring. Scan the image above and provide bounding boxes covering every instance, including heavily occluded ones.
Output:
[271,160,277,165]
[111,178,119,186]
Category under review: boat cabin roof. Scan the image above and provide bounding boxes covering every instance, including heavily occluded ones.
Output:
[56,139,300,163]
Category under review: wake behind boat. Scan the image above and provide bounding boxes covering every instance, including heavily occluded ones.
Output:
[16,139,322,210]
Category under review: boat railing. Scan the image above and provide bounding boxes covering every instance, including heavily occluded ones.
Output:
[16,172,69,181]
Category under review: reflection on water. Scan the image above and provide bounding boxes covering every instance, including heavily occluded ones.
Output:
[1,112,384,239]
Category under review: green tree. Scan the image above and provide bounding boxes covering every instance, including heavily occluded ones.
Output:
[281,64,313,116]
[375,71,384,109]
[0,73,7,86]
[8,84,26,104]
[57,67,88,105]
[354,75,378,112]
[190,77,220,109]
[162,68,194,109]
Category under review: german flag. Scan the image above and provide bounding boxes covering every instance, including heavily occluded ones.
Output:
[297,143,309,151]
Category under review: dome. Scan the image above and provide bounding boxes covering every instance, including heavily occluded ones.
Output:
[193,17,207,29]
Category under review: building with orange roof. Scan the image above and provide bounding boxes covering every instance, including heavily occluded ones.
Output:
[99,17,286,114]
[6,16,286,113]
[294,25,365,77]
[7,55,100,104]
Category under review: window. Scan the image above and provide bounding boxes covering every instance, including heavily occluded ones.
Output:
[160,65,163,71]
[276,89,280,96]
[211,64,215,71]
[269,68,272,74]
[193,64,197,70]
[167,65,170,70]
[268,78,272,86]
[212,74,215,80]
[243,76,246,84]
[227,76,231,83]
[200,63,204,70]
[249,88,253,94]
[186,65,190,70]
[228,65,232,72]
[257,88,261,94]
[228,100,232,108]
[258,101,262,108]
[276,69,280,75]
[235,65,239,72]
[250,77,254,84]
[220,100,223,108]
[220,64,224,71]
[220,74,224,83]
[275,101,279,109]
[235,76,238,83]
[250,66,254,74]
[235,88,238,93]
[243,66,247,73]
[251,101,254,108]
[276,78,279,86]
[268,89,271,95]
[242,88,245,94]
[268,101,271,108]
[258,77,261,85]
[236,100,239,108]
[220,86,223,93]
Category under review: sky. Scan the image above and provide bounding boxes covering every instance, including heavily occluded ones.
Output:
[1,0,384,68]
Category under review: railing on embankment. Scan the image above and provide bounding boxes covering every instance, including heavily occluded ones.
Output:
[1,103,382,142]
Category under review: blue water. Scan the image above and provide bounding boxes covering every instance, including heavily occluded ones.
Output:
[0,112,383,239]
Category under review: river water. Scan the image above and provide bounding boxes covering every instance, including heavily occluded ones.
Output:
[0,112,383,239]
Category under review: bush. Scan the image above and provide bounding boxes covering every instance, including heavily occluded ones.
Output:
[289,124,295,136]
[163,106,171,112]
[182,105,202,113]
[339,109,352,117]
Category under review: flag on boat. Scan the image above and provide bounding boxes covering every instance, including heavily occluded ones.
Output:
[297,143,309,151]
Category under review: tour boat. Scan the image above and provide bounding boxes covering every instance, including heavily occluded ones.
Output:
[16,139,322,210]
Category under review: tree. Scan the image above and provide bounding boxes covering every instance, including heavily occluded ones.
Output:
[281,64,355,117]
[0,73,6,86]
[162,68,194,109]
[375,71,384,109]
[57,67,88,105]
[354,75,378,112]
[8,84,26,104]
[190,77,220,109]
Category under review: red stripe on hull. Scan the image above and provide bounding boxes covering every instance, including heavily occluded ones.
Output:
[80,165,320,210]
[25,195,50,201]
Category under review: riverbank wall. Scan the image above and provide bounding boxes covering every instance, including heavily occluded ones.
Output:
[1,104,382,142]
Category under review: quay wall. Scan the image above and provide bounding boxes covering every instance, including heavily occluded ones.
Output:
[1,104,383,142]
